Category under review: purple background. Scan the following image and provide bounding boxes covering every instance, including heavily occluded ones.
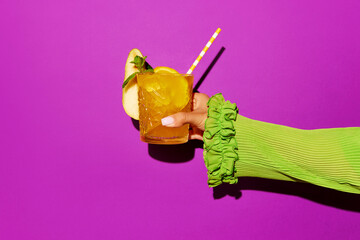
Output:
[1,0,360,239]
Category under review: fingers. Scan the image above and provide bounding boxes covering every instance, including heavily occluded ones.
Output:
[161,115,204,141]
[161,111,207,131]
[160,92,209,141]
[192,93,210,112]
[160,92,209,127]
[189,129,204,140]
[189,134,203,141]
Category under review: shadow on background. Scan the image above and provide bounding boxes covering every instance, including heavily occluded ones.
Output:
[148,140,203,163]
[194,46,226,92]
[213,177,360,212]
[131,118,139,130]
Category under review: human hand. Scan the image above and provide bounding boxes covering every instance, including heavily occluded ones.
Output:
[161,93,209,141]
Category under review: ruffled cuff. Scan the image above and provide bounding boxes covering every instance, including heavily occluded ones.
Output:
[203,93,239,187]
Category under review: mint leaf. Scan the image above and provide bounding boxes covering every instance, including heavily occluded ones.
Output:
[123,55,153,88]
[122,72,138,88]
[142,56,147,68]
[131,56,146,70]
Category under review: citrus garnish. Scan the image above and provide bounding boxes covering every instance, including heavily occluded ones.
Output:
[154,66,179,74]
[153,67,190,110]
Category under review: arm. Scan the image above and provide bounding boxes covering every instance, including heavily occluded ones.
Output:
[204,94,360,194]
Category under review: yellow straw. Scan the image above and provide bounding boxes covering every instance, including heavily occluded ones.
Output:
[187,28,222,74]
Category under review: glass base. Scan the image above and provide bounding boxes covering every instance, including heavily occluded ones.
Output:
[140,135,188,145]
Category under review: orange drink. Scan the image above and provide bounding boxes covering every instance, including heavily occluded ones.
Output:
[137,72,193,144]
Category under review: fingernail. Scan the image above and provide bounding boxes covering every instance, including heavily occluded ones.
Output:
[161,116,174,126]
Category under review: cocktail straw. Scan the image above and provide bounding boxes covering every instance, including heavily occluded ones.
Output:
[186,28,221,74]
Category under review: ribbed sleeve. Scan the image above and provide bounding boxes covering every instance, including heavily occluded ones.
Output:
[203,94,360,194]
[234,115,360,194]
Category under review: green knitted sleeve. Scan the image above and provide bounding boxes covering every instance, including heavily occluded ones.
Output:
[203,93,360,194]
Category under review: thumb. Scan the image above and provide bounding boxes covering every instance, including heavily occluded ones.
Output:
[161,112,206,131]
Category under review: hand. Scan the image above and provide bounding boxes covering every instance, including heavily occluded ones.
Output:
[161,93,209,140]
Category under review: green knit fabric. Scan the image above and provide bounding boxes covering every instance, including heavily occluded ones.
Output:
[203,93,360,194]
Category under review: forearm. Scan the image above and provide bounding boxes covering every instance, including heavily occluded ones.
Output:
[234,115,360,193]
[203,94,360,194]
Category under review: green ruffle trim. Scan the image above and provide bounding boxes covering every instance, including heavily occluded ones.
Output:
[203,93,239,187]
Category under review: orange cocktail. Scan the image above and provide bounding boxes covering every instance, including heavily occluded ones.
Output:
[137,72,193,144]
